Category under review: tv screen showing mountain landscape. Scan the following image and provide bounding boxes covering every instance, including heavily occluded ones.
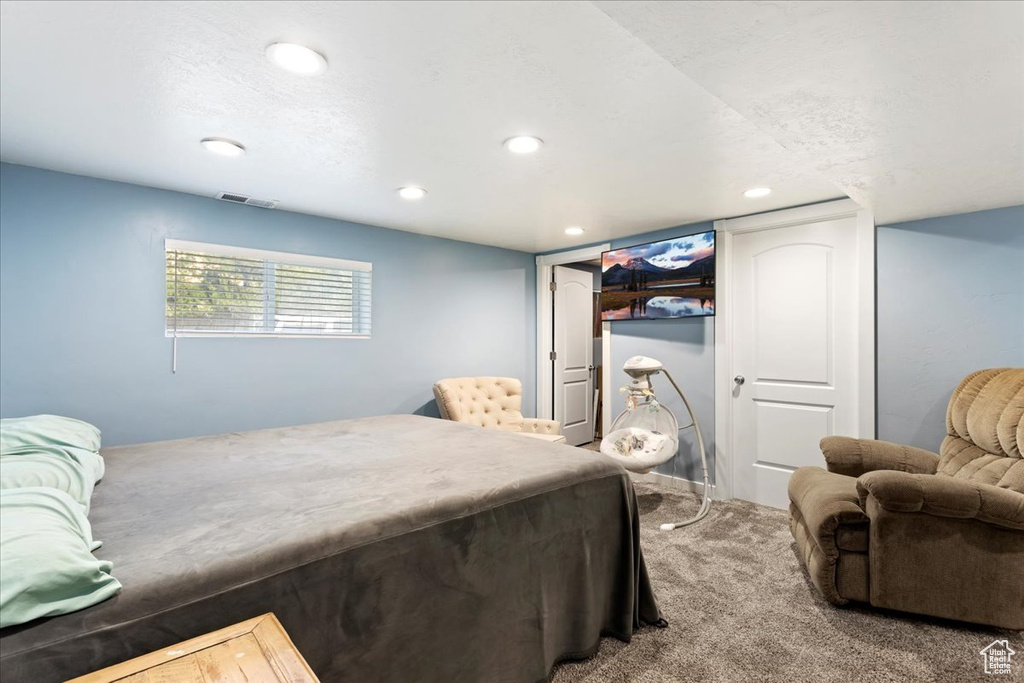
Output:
[601,230,715,321]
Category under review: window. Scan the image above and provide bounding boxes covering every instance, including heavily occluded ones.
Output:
[165,239,371,338]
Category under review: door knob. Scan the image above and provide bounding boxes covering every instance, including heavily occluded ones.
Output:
[734,375,745,385]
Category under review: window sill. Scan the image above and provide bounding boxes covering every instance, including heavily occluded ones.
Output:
[165,332,370,340]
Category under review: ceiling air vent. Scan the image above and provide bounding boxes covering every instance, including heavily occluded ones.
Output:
[215,192,279,210]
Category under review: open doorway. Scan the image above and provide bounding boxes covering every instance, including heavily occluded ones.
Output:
[536,245,611,447]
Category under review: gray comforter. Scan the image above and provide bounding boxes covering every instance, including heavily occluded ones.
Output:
[0,415,662,682]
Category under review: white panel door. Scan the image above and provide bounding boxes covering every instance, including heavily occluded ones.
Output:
[553,266,594,446]
[731,217,860,508]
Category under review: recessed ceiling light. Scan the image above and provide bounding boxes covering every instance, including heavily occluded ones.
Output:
[266,43,328,75]
[564,226,585,236]
[398,186,427,200]
[504,136,543,154]
[743,187,772,198]
[200,138,246,157]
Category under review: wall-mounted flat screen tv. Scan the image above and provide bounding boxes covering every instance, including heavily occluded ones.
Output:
[601,230,715,321]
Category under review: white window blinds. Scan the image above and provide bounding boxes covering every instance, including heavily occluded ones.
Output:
[165,239,371,338]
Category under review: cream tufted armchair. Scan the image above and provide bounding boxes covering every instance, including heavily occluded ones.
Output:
[433,377,566,444]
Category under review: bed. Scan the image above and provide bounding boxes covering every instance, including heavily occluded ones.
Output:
[0,415,662,682]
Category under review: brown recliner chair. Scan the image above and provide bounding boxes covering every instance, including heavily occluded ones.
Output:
[788,368,1024,629]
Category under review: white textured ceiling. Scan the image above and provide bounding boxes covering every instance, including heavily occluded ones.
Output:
[1,2,1020,252]
[596,0,1024,226]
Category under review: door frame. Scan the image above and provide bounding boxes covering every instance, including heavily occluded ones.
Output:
[712,199,875,501]
[536,244,612,438]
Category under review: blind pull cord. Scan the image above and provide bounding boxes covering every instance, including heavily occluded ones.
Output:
[172,250,179,374]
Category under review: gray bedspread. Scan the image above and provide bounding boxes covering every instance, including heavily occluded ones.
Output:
[0,415,662,682]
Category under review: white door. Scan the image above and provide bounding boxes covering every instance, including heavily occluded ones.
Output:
[730,214,867,508]
[553,266,594,446]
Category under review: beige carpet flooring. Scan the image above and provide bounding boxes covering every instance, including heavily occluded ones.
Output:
[550,480,1020,683]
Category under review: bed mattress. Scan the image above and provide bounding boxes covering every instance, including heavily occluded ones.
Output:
[0,415,662,682]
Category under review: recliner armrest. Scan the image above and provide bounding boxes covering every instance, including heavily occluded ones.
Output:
[788,467,869,550]
[521,418,562,435]
[820,436,939,478]
[857,471,1024,531]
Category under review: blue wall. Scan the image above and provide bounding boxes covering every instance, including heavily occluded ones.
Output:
[3,161,1018,465]
[549,222,717,483]
[0,164,536,446]
[555,205,1024,483]
[605,224,716,483]
[605,224,716,484]
[877,205,1024,451]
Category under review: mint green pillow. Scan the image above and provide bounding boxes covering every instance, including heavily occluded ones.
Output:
[1,443,104,484]
[0,487,121,628]
[0,415,102,456]
[0,446,102,512]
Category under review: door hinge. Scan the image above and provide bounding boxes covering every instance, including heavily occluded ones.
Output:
[549,350,557,361]
[549,281,557,292]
